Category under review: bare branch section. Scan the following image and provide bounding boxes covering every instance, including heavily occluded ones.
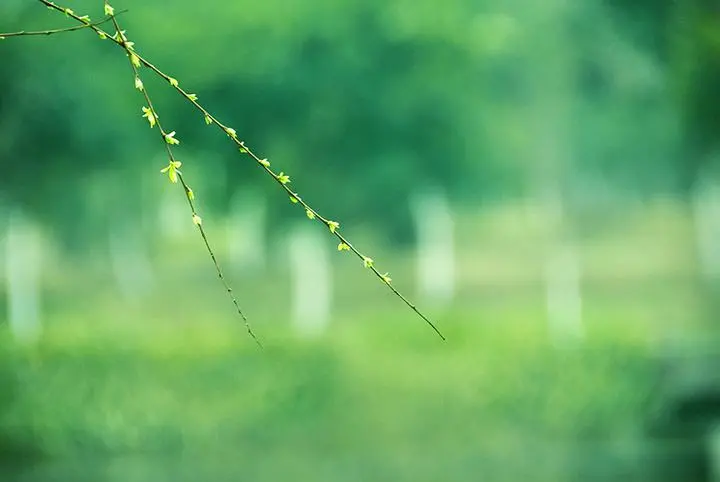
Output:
[22,0,446,341]
[0,12,122,38]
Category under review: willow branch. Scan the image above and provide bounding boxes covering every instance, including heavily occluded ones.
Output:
[36,0,445,340]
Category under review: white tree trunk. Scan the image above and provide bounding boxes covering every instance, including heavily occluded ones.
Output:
[540,193,584,345]
[288,225,331,337]
[5,209,42,343]
[108,221,155,301]
[545,241,583,344]
[227,190,266,273]
[410,187,455,307]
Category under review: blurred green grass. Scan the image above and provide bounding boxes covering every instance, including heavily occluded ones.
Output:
[0,200,714,481]
[0,315,657,481]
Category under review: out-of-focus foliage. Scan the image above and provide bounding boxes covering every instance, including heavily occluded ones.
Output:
[0,335,41,465]
[4,0,715,242]
[604,0,720,191]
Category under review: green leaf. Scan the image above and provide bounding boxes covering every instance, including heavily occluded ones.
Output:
[129,53,141,68]
[363,257,374,268]
[277,172,290,184]
[141,106,156,128]
[104,3,115,16]
[168,77,179,88]
[160,160,182,183]
[328,221,339,233]
[337,243,350,251]
[164,131,180,145]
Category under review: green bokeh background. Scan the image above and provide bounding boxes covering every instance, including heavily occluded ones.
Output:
[2,0,720,480]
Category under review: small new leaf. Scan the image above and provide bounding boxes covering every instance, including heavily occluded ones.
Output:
[306,209,315,220]
[141,106,156,128]
[259,158,270,167]
[187,93,198,101]
[204,115,212,125]
[104,3,115,16]
[186,187,195,200]
[381,272,392,284]
[168,77,179,88]
[134,76,144,91]
[129,53,141,68]
[78,15,91,24]
[165,131,180,145]
[225,127,237,138]
[160,160,182,183]
[338,243,350,251]
[289,196,299,204]
[277,172,290,184]
[328,221,339,233]
[192,214,202,226]
[363,257,374,268]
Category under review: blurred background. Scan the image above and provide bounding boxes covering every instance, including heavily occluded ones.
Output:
[2,0,720,480]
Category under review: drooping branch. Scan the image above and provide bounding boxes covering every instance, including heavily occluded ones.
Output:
[101,1,262,347]
[6,0,446,341]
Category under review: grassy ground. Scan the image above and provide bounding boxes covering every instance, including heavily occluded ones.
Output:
[0,199,716,481]
[1,317,659,482]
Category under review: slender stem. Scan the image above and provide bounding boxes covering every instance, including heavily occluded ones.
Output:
[0,14,121,38]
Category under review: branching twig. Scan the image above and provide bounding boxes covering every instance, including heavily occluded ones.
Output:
[0,11,123,38]
[14,0,446,341]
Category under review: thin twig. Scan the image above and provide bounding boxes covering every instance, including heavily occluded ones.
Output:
[35,0,446,340]
[0,12,123,38]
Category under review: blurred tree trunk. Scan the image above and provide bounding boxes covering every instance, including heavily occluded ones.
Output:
[525,0,585,344]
